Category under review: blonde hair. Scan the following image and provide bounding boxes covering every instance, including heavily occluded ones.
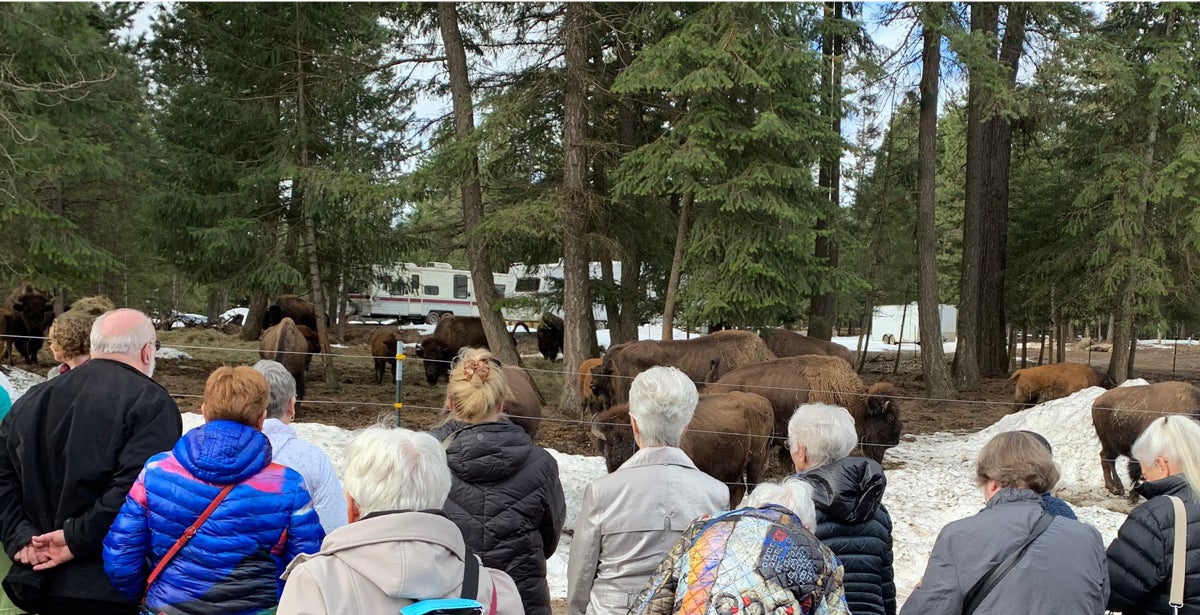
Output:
[203,366,269,427]
[975,431,1060,493]
[1132,416,1200,495]
[445,347,510,423]
[49,312,93,359]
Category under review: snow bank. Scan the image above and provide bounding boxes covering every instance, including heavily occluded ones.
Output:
[1,367,44,400]
[832,335,958,355]
[156,347,192,360]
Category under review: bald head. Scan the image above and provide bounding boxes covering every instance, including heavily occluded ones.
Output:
[91,309,157,376]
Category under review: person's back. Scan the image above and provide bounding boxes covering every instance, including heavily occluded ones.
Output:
[0,310,181,615]
[102,366,323,615]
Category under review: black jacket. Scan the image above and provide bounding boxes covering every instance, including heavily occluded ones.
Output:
[0,359,181,610]
[430,419,566,615]
[1107,475,1200,615]
[797,457,896,615]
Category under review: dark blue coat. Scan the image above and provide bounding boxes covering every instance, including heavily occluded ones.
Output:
[103,419,324,615]
[797,457,896,615]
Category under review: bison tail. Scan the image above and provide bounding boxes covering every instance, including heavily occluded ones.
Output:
[1008,369,1023,383]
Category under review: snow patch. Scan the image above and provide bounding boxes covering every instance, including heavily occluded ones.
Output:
[156,347,192,360]
[0,366,44,400]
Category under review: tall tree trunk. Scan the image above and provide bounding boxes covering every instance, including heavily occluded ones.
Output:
[615,251,641,345]
[954,2,997,389]
[242,291,269,340]
[662,192,691,340]
[916,7,955,399]
[809,1,845,341]
[609,14,641,347]
[438,2,520,366]
[559,2,593,411]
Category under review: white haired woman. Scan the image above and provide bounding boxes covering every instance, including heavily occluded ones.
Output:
[787,403,896,615]
[278,427,522,615]
[429,348,566,615]
[1107,416,1200,613]
[629,478,849,615]
[567,366,726,615]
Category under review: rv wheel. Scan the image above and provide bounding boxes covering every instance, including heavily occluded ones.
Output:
[426,312,442,325]
[595,320,607,329]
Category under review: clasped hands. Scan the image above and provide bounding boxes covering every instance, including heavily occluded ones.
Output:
[12,530,74,571]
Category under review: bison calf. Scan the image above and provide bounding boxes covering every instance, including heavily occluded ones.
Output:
[1010,362,1114,407]
[578,357,603,416]
[1092,381,1200,499]
[590,392,774,506]
[370,330,401,385]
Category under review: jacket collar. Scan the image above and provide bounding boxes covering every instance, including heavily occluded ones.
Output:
[984,487,1041,508]
[262,418,296,438]
[619,446,700,472]
[1136,474,1191,499]
[175,419,272,484]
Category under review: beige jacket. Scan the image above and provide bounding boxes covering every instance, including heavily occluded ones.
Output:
[566,446,728,615]
[278,510,524,615]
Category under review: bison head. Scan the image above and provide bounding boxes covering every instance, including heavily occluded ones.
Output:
[866,381,902,418]
[418,337,454,385]
[11,286,54,330]
[591,406,637,473]
[861,381,903,463]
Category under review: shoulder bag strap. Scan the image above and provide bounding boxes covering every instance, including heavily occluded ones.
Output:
[1167,495,1187,613]
[962,512,1054,615]
[144,483,236,596]
[460,546,497,615]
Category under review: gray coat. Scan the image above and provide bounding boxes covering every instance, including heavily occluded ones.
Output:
[901,488,1109,615]
[566,446,727,615]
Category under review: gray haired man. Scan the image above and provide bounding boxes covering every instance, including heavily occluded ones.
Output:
[253,360,347,533]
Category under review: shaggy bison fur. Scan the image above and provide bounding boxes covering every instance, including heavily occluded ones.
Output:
[590,391,774,506]
[1091,381,1200,499]
[260,318,312,400]
[578,357,604,416]
[709,355,903,464]
[1010,362,1114,406]
[537,313,564,362]
[760,328,854,366]
[500,364,544,438]
[263,294,319,332]
[370,329,401,385]
[417,316,489,385]
[4,283,54,366]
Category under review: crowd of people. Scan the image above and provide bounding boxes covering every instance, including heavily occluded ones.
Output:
[0,307,1197,615]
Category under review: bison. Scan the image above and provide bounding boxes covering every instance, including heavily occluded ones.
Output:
[590,392,774,507]
[1010,362,1115,407]
[537,312,564,361]
[578,357,604,416]
[4,283,54,366]
[500,365,543,438]
[593,330,776,410]
[260,318,312,400]
[760,328,853,366]
[263,294,319,332]
[1091,381,1200,499]
[416,316,489,385]
[709,355,903,464]
[370,329,401,385]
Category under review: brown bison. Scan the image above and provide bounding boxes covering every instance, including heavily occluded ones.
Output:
[1091,381,1200,499]
[578,357,604,416]
[1010,362,1115,406]
[537,312,564,361]
[760,328,853,366]
[593,330,776,410]
[263,294,319,332]
[4,283,54,366]
[260,318,312,400]
[590,392,774,507]
[417,316,489,385]
[709,355,903,464]
[370,329,401,385]
[500,365,544,438]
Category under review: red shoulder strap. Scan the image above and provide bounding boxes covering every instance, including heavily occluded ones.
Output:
[144,483,236,595]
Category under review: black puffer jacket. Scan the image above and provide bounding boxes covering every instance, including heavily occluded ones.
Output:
[430,419,566,615]
[1107,475,1200,615]
[796,457,896,615]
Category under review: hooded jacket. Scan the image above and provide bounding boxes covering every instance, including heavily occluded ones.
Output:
[102,419,325,615]
[277,510,523,615]
[429,420,566,615]
[1107,475,1200,615]
[796,457,896,615]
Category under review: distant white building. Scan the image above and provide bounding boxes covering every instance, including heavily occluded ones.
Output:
[871,303,957,344]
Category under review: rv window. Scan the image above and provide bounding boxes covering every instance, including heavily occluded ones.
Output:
[515,277,539,293]
[453,275,469,299]
[424,285,439,296]
[494,284,506,297]
[387,280,405,295]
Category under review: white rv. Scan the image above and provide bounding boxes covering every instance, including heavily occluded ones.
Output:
[348,262,511,324]
[504,261,622,326]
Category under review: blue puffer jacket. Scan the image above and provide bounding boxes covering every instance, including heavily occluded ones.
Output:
[102,419,325,615]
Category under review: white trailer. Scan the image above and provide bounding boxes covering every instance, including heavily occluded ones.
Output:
[348,262,511,325]
[503,261,621,326]
[871,303,958,344]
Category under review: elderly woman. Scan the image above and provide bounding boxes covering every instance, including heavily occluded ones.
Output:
[278,427,523,614]
[102,366,325,614]
[901,431,1109,615]
[788,403,896,615]
[630,478,850,615]
[1106,416,1200,613]
[45,312,93,379]
[429,348,566,615]
[568,367,727,615]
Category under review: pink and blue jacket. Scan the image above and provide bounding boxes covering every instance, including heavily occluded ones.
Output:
[102,419,325,615]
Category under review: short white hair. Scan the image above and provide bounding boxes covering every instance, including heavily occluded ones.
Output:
[90,309,156,355]
[628,366,698,447]
[254,360,296,419]
[342,427,451,516]
[788,403,858,469]
[743,477,817,529]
